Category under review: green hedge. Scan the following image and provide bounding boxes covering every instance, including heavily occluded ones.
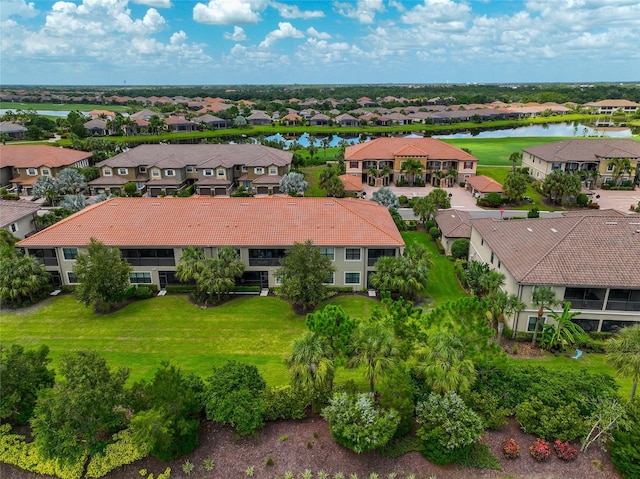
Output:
[85,430,149,478]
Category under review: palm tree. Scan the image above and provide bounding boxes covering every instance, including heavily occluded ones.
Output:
[401,158,423,186]
[285,332,335,411]
[412,195,437,225]
[175,246,205,283]
[543,302,586,351]
[348,321,398,393]
[485,291,525,344]
[414,332,476,394]
[509,152,522,173]
[606,325,640,403]
[446,168,458,187]
[607,158,636,186]
[530,286,561,348]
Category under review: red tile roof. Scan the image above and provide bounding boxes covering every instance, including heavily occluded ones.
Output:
[0,145,92,168]
[345,137,478,162]
[17,197,404,248]
[466,175,503,193]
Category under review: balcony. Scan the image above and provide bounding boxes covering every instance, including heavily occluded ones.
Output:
[125,258,175,267]
[248,258,282,267]
[606,300,640,312]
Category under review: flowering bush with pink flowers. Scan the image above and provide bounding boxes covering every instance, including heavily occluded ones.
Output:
[554,439,579,461]
[529,438,551,462]
[502,438,520,459]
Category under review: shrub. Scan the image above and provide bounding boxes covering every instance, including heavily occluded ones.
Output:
[134,286,155,299]
[262,385,312,421]
[527,207,540,218]
[485,192,503,206]
[450,239,470,260]
[461,391,508,430]
[502,438,520,459]
[554,439,578,461]
[515,396,587,441]
[203,458,215,471]
[529,438,551,462]
[576,193,589,206]
[85,430,150,478]
[610,401,640,479]
[428,226,441,240]
[181,460,194,475]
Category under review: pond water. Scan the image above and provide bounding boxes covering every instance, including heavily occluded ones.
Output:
[0,109,78,117]
[432,122,634,139]
[263,132,368,148]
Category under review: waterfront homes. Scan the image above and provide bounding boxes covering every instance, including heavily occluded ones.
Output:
[16,197,405,290]
[468,214,640,333]
[89,144,292,197]
[345,137,478,187]
[0,145,92,195]
[522,139,640,186]
[584,99,640,115]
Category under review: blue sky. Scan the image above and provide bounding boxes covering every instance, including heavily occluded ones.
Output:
[1,0,639,85]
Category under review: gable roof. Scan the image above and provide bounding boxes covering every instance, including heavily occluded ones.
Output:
[339,174,364,192]
[523,139,640,163]
[0,199,40,228]
[17,197,405,249]
[435,209,472,239]
[345,137,478,162]
[0,145,92,169]
[471,214,640,288]
[466,175,503,193]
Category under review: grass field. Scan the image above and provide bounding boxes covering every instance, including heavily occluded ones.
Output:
[476,165,549,210]
[444,137,574,166]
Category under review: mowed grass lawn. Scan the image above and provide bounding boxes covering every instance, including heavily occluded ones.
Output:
[0,294,317,385]
[445,137,573,166]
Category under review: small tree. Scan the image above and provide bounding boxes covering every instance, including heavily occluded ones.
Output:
[321,392,399,453]
[275,240,335,312]
[56,168,87,195]
[348,320,398,393]
[195,247,244,305]
[59,194,87,212]
[305,304,356,358]
[73,238,132,312]
[503,171,528,203]
[450,238,470,260]
[606,324,640,403]
[279,172,308,196]
[204,361,266,436]
[32,176,58,206]
[369,243,430,300]
[371,187,399,209]
[0,344,55,424]
[0,249,51,308]
[531,286,561,347]
[124,181,138,197]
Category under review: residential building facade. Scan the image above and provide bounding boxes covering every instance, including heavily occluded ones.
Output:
[89,144,292,197]
[468,215,640,333]
[345,137,478,187]
[0,199,41,239]
[522,139,640,186]
[16,197,405,290]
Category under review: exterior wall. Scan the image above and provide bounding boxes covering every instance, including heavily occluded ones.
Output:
[522,151,552,181]
[101,165,138,182]
[29,244,400,291]
[3,214,35,239]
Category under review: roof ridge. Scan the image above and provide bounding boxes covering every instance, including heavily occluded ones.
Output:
[519,216,584,282]
[334,198,404,246]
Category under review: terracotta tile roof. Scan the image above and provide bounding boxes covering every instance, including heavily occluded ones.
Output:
[0,199,40,227]
[435,209,472,239]
[523,139,640,163]
[471,214,640,288]
[466,175,503,193]
[0,145,92,169]
[345,137,478,162]
[17,197,405,249]
[585,99,640,107]
[339,174,364,192]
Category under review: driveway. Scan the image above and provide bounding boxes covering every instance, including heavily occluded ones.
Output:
[589,188,640,213]
[362,183,479,210]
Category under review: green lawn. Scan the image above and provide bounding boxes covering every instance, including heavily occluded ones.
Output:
[401,231,467,305]
[512,351,633,402]
[476,165,551,211]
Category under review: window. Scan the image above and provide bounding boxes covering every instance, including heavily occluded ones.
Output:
[269,167,278,175]
[242,166,248,172]
[103,167,112,176]
[345,248,361,261]
[320,247,335,260]
[130,272,152,284]
[527,316,546,332]
[349,161,358,169]
[139,166,147,173]
[203,169,214,176]
[345,272,361,285]
[324,272,335,285]
[217,169,225,177]
[464,161,473,169]
[41,168,51,176]
[151,169,160,177]
[118,168,128,175]
[67,272,78,284]
[254,167,264,175]
[27,168,38,176]
[490,252,494,263]
[186,166,194,173]
[607,163,614,172]
[63,247,78,260]
[551,162,562,171]
[9,223,18,233]
[164,169,176,177]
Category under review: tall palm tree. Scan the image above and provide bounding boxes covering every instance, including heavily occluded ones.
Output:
[348,321,398,393]
[608,158,636,186]
[401,158,423,186]
[509,152,522,173]
[414,332,476,394]
[175,246,205,283]
[531,286,561,348]
[285,332,335,410]
[606,325,640,403]
[485,291,525,344]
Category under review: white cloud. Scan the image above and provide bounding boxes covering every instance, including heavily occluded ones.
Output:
[400,0,471,30]
[259,21,304,49]
[170,30,187,45]
[131,0,172,8]
[306,27,330,40]
[334,0,384,24]
[193,0,266,25]
[0,0,38,21]
[224,26,248,41]
[271,1,325,19]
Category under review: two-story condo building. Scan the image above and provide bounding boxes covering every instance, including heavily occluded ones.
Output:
[468,214,640,333]
[522,139,640,186]
[0,145,92,195]
[89,144,292,197]
[345,137,478,187]
[16,197,405,290]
